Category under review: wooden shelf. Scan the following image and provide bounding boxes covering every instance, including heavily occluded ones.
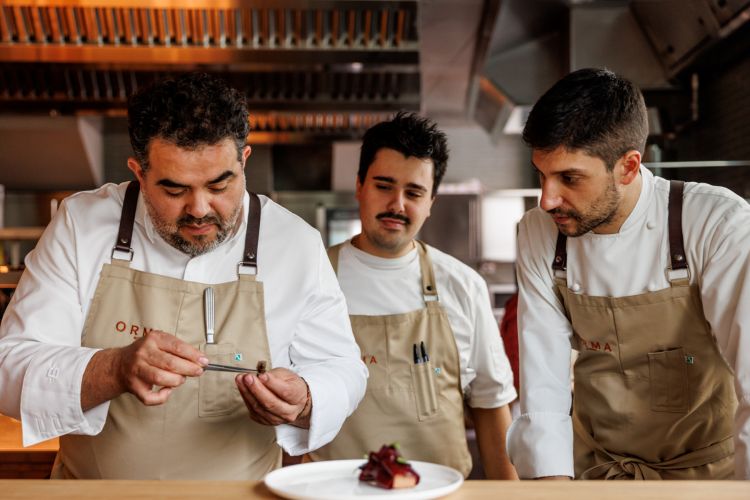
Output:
[0,227,45,240]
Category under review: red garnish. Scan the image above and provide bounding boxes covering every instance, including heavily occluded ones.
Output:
[358,444,420,489]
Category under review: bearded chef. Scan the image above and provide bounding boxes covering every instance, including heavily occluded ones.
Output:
[0,73,367,479]
[309,112,518,479]
[507,68,750,479]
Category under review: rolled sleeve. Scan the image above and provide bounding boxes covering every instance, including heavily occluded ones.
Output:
[507,411,574,478]
[0,200,104,446]
[19,345,109,446]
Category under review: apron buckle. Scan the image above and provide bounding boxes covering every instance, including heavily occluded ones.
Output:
[237,262,257,276]
[111,246,134,262]
[666,266,690,283]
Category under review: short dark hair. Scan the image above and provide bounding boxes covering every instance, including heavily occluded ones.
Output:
[522,68,648,170]
[127,72,250,170]
[358,112,449,197]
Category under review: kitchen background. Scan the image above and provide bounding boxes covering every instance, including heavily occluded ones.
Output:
[1,0,750,298]
[1,0,750,479]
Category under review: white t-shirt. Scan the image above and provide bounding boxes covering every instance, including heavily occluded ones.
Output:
[507,167,750,479]
[335,240,517,409]
[0,182,367,456]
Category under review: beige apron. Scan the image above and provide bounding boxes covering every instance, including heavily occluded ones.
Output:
[310,241,472,477]
[553,180,736,479]
[52,181,281,479]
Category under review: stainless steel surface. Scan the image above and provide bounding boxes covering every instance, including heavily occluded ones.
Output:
[418,193,481,267]
[0,0,421,130]
[631,0,750,76]
[204,287,215,345]
[569,3,670,89]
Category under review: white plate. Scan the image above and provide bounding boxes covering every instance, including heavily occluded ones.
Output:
[264,459,463,500]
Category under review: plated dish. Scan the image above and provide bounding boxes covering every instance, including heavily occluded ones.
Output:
[264,459,463,500]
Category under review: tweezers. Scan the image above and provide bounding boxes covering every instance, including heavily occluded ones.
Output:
[205,360,267,374]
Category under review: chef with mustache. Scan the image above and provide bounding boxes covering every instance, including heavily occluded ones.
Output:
[309,112,518,479]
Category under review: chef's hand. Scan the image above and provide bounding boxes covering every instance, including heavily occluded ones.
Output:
[81,330,207,410]
[236,368,312,429]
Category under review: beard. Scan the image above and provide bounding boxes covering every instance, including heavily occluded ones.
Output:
[144,198,243,257]
[549,176,621,237]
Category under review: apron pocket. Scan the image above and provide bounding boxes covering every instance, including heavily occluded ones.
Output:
[199,343,244,418]
[648,347,689,413]
[410,361,439,421]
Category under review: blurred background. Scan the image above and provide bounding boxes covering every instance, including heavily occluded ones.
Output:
[1,0,749,302]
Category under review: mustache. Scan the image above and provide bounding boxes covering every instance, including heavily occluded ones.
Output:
[178,214,222,227]
[548,208,580,221]
[376,212,410,225]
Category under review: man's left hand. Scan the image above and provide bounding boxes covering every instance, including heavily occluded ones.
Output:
[236,368,312,429]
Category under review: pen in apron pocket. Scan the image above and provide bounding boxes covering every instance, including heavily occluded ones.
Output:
[420,341,429,362]
[413,343,422,364]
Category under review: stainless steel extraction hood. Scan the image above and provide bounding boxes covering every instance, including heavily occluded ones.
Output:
[469,0,750,142]
[0,0,420,139]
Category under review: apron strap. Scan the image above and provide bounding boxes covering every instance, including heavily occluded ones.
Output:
[326,243,345,275]
[552,231,567,280]
[111,183,262,274]
[552,180,689,284]
[415,241,439,302]
[238,193,261,276]
[329,239,439,303]
[112,180,140,263]
[667,180,689,283]
[573,410,732,479]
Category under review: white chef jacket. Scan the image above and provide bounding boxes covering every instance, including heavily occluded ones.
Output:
[507,166,750,479]
[0,182,368,455]
[336,240,517,409]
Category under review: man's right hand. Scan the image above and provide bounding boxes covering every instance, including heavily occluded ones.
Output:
[81,330,208,410]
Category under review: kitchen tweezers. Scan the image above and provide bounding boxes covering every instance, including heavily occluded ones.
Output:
[205,361,267,374]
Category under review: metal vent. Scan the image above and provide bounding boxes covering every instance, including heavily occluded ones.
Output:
[0,1,417,61]
[0,1,421,137]
[0,63,419,110]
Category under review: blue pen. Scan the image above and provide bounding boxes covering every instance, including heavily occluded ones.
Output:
[420,341,429,362]
[413,343,422,364]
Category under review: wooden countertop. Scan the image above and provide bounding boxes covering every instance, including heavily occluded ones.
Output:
[1,417,748,497]
[0,480,748,499]
[0,415,58,452]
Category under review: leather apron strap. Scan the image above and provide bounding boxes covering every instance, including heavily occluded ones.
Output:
[551,180,688,279]
[112,181,262,275]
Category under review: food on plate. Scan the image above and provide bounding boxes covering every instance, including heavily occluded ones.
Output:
[358,443,420,489]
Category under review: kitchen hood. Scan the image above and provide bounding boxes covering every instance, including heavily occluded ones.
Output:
[470,0,750,142]
[0,0,421,140]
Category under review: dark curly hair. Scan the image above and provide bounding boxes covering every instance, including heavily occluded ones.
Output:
[127,72,250,170]
[358,112,449,197]
[522,68,648,170]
